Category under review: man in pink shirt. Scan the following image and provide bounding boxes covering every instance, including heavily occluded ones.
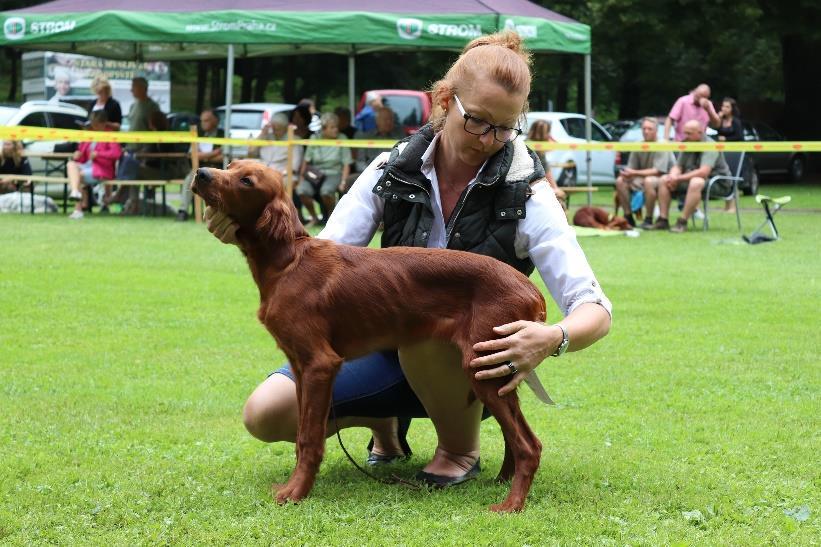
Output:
[664,83,721,141]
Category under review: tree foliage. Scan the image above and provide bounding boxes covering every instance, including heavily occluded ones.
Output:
[1,0,818,137]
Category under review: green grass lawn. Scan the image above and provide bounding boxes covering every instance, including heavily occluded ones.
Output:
[1,184,818,544]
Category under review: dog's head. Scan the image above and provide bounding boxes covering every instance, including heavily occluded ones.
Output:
[191,160,302,244]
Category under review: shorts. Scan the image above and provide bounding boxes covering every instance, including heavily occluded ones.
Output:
[672,178,732,199]
[272,350,492,420]
[624,175,660,191]
[297,172,341,198]
[80,163,103,185]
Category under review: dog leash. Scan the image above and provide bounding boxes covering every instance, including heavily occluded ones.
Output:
[330,404,421,490]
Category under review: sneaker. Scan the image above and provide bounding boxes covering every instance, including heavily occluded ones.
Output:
[670,217,688,233]
[651,217,669,230]
[69,210,84,220]
[175,210,189,222]
[68,189,82,201]
[639,217,655,230]
[693,209,705,220]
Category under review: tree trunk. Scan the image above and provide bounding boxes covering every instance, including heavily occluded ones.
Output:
[781,34,821,140]
[195,61,207,114]
[6,48,20,102]
[253,58,273,102]
[555,55,571,111]
[618,55,641,119]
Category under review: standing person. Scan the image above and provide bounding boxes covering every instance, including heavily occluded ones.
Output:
[614,117,676,228]
[65,111,122,220]
[715,97,743,142]
[176,109,224,221]
[354,91,383,133]
[108,77,161,214]
[715,97,744,213]
[664,83,720,142]
[297,112,351,226]
[87,74,122,131]
[206,31,611,486]
[0,140,32,193]
[654,120,732,232]
[527,119,567,210]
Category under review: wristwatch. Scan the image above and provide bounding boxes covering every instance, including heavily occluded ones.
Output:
[551,324,569,357]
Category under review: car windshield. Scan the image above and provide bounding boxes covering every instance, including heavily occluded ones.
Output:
[382,95,423,127]
[218,110,264,130]
[0,107,18,125]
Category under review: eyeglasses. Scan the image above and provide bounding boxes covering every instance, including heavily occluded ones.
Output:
[453,95,522,143]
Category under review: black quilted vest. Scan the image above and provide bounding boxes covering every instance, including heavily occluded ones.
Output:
[372,125,544,276]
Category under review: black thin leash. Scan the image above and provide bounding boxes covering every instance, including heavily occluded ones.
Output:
[330,403,421,489]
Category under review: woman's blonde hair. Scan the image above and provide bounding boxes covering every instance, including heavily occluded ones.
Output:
[0,140,24,167]
[90,73,111,95]
[429,30,532,131]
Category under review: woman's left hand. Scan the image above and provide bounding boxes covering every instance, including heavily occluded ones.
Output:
[469,321,562,396]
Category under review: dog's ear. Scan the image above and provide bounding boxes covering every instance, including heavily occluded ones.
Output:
[255,198,294,242]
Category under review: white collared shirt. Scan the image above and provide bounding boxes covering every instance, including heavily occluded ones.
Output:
[319,135,612,318]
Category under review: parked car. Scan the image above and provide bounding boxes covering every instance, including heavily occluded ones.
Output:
[742,121,805,183]
[167,111,199,132]
[357,89,431,135]
[602,119,636,141]
[216,103,295,157]
[0,100,88,172]
[524,112,616,186]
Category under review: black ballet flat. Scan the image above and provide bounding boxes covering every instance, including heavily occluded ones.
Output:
[414,458,481,488]
[365,416,413,467]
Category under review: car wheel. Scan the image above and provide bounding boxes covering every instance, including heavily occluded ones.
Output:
[789,156,805,182]
[743,168,760,196]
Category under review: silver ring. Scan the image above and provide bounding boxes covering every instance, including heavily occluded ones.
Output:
[506,362,518,375]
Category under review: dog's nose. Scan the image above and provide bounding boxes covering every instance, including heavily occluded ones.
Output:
[196,168,212,184]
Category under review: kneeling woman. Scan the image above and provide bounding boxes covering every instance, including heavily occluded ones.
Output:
[208,31,612,486]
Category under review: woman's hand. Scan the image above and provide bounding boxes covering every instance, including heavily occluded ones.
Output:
[204,206,239,245]
[469,321,563,397]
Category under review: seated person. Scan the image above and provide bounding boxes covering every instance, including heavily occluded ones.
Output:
[248,112,303,181]
[344,106,403,192]
[66,110,122,220]
[652,120,731,233]
[614,117,676,228]
[0,140,32,194]
[527,119,566,210]
[176,109,224,221]
[297,112,351,227]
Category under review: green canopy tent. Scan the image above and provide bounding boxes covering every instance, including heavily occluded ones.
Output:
[2,1,594,185]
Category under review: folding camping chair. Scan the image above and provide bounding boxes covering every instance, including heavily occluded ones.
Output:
[743,194,791,244]
[701,151,745,231]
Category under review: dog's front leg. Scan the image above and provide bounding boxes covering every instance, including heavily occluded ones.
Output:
[274,351,342,505]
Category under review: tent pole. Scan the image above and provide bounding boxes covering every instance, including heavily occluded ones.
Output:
[224,43,235,167]
[584,53,592,206]
[348,52,356,116]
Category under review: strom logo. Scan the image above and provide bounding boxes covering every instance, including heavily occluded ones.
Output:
[3,17,26,40]
[504,18,537,39]
[397,18,423,40]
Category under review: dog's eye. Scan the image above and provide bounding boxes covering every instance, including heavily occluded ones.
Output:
[240,177,254,187]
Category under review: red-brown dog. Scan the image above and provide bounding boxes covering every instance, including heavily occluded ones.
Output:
[192,160,546,512]
[573,206,632,231]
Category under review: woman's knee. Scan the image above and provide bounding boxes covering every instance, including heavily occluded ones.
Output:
[242,373,298,443]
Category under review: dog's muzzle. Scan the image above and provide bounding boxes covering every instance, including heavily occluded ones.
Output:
[191,167,213,193]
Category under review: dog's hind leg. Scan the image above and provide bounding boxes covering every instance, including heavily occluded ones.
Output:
[274,347,343,505]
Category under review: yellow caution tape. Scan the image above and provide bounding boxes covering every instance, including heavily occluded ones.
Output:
[1,125,818,152]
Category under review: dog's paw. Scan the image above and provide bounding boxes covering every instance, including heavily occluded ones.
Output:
[273,482,308,505]
[489,498,525,513]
